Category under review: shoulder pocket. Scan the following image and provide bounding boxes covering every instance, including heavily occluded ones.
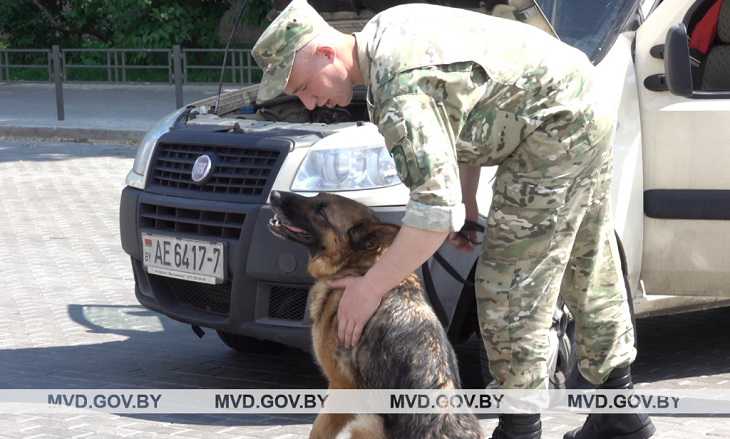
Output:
[378,94,458,189]
[379,118,427,188]
[390,140,427,188]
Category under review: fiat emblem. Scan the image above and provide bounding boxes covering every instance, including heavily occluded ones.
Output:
[191,154,214,184]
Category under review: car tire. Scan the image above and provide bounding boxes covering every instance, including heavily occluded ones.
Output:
[216,330,288,355]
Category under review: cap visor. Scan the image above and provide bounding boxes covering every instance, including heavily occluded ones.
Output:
[255,58,295,103]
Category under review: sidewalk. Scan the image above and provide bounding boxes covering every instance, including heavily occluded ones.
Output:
[0,82,238,144]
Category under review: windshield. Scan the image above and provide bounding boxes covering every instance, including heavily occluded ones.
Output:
[536,0,640,63]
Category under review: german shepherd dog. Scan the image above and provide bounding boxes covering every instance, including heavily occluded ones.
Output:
[268,190,482,439]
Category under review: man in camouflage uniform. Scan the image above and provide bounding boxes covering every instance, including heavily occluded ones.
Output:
[252,1,656,438]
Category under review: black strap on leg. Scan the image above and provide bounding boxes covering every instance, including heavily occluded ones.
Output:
[421,260,450,328]
[446,261,479,345]
[421,219,484,329]
[432,252,474,286]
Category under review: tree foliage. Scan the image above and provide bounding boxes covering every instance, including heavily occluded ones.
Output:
[0,0,274,48]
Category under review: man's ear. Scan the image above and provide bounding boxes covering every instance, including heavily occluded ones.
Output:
[314,45,336,62]
[492,1,555,36]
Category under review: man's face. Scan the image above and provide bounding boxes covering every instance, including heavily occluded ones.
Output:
[284,45,353,110]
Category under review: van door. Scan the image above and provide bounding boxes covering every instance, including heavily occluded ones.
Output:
[635,0,730,297]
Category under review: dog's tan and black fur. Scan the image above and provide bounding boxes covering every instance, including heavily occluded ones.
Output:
[268,190,482,439]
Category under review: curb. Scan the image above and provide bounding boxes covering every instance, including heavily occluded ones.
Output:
[0,126,145,145]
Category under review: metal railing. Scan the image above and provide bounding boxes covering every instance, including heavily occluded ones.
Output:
[62,48,173,83]
[0,46,259,84]
[183,48,255,85]
[0,46,262,120]
[0,49,53,82]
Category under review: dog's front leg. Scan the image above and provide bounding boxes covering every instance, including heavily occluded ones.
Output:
[309,413,354,439]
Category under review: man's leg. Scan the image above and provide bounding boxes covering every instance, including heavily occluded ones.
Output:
[559,158,654,439]
[475,110,618,438]
[475,116,604,391]
[559,193,636,386]
[476,187,574,390]
[475,163,585,439]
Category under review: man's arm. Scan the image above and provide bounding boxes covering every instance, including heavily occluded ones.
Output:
[447,164,482,251]
[334,91,465,346]
[459,164,480,216]
[332,225,448,348]
[363,225,449,294]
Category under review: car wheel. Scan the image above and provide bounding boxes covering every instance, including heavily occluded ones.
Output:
[216,330,288,355]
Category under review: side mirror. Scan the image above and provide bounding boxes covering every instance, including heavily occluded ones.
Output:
[664,23,693,98]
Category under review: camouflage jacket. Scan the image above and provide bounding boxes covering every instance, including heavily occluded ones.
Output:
[354,3,609,232]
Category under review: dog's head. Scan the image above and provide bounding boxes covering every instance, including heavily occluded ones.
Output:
[268,190,399,278]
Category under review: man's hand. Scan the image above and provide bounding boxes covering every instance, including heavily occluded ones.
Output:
[329,276,384,348]
[447,229,477,252]
[447,203,481,252]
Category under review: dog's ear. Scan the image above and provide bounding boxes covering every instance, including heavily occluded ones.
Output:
[348,221,398,251]
[347,221,374,251]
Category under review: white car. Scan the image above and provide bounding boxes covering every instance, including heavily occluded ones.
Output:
[120,0,730,384]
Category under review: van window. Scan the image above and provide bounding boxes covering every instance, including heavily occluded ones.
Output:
[537,0,641,63]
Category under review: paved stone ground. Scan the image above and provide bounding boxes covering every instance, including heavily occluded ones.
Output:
[1,139,730,438]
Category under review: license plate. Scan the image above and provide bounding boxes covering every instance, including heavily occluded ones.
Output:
[141,233,225,285]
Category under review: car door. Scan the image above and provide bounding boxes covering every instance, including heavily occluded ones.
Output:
[635,0,730,297]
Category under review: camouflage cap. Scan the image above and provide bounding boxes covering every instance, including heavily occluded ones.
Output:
[252,0,329,102]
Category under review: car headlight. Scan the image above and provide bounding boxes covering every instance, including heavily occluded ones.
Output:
[130,107,188,179]
[291,123,401,191]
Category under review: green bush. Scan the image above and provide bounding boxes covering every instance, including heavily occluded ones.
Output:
[0,1,229,48]
[0,0,271,83]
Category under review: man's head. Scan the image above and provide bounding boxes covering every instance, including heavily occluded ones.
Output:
[252,0,359,108]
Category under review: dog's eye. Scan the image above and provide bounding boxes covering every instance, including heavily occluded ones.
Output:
[316,203,329,221]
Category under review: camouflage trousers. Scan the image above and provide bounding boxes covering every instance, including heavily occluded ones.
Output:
[475,115,637,389]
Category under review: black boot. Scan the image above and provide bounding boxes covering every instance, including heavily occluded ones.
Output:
[564,367,656,439]
[491,414,541,439]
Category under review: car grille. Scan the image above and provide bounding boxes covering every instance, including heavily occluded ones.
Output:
[149,143,281,198]
[268,285,309,321]
[149,274,231,315]
[139,203,244,239]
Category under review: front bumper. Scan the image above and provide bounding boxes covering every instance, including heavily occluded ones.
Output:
[120,186,407,351]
